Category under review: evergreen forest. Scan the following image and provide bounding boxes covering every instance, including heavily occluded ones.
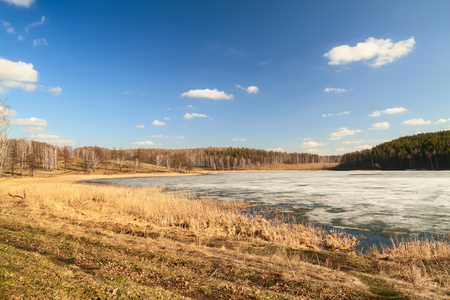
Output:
[338,130,450,170]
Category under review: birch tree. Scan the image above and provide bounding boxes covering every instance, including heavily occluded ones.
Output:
[0,101,11,177]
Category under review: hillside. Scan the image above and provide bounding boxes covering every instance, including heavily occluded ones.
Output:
[339,130,450,170]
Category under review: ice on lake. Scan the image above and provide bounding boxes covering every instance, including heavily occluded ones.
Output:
[89,171,450,238]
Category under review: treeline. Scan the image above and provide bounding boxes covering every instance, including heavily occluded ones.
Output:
[73,146,342,172]
[0,137,342,176]
[339,131,450,170]
[0,138,59,177]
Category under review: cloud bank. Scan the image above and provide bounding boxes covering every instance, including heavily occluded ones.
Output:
[369,107,408,117]
[0,58,38,93]
[402,118,431,125]
[152,120,166,126]
[30,132,75,147]
[329,127,362,140]
[2,0,34,8]
[182,88,233,100]
[369,122,390,130]
[324,37,415,67]
[184,113,208,119]
[301,141,324,148]
[10,117,48,126]
[133,141,154,146]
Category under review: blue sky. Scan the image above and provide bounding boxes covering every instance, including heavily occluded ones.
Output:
[1,0,450,154]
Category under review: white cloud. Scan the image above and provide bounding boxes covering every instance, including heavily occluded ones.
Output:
[324,37,415,67]
[33,133,59,140]
[48,86,62,96]
[268,148,284,152]
[31,133,75,147]
[337,144,372,153]
[322,111,349,118]
[303,138,313,141]
[10,117,47,126]
[301,141,324,148]
[33,38,47,47]
[329,127,362,140]
[135,124,145,128]
[174,136,185,139]
[342,140,364,145]
[152,120,166,126]
[163,117,171,120]
[369,122,390,130]
[435,118,450,124]
[186,105,194,108]
[247,86,259,94]
[133,141,154,146]
[236,85,260,94]
[25,15,45,33]
[184,113,208,119]
[324,87,347,93]
[181,88,233,100]
[402,118,431,125]
[1,80,37,92]
[0,58,38,82]
[2,20,15,34]
[307,148,331,155]
[232,137,247,142]
[2,0,34,7]
[151,135,164,138]
[23,126,44,133]
[369,107,408,117]
[0,106,16,116]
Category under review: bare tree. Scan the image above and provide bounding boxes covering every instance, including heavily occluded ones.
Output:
[0,101,11,177]
[9,139,18,177]
[155,154,162,171]
[90,147,99,173]
[63,146,70,171]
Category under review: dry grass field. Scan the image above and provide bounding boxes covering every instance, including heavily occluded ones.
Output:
[0,163,449,299]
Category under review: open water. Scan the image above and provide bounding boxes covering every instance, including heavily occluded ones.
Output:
[89,171,450,245]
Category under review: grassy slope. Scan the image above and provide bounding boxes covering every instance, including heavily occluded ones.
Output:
[0,166,449,299]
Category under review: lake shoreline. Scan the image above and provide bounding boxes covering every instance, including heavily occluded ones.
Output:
[89,171,450,242]
[1,174,449,299]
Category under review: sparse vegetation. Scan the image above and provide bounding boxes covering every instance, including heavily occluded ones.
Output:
[1,173,449,299]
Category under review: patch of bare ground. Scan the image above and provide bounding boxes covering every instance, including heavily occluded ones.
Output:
[0,175,448,299]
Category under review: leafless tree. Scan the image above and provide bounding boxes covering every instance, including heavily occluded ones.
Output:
[63,146,70,171]
[0,101,11,177]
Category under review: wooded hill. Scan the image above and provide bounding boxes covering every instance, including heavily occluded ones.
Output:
[339,130,450,170]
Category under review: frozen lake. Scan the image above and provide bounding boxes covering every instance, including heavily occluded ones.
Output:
[89,171,450,239]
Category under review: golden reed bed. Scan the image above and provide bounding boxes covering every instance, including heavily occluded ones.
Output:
[1,174,449,299]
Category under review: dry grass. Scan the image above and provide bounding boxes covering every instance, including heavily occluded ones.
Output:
[370,237,450,287]
[0,175,344,251]
[1,174,449,299]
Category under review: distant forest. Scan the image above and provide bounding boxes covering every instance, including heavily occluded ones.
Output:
[1,138,341,176]
[72,147,341,172]
[3,130,450,176]
[339,130,450,170]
